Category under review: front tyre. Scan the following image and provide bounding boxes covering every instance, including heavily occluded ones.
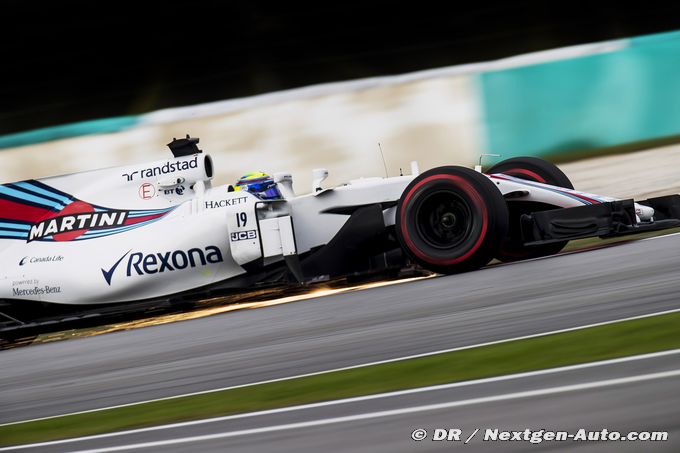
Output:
[487,156,573,262]
[486,156,573,189]
[396,166,508,274]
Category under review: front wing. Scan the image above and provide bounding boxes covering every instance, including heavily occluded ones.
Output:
[520,194,680,245]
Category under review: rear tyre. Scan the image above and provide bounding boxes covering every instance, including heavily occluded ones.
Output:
[396,166,508,274]
[487,156,573,262]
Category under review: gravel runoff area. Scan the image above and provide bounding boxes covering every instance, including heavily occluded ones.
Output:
[560,143,680,200]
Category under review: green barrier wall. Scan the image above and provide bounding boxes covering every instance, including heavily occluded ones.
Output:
[0,116,140,150]
[480,30,680,158]
[2,30,679,158]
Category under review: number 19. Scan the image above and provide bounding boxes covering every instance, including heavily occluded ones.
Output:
[236,212,247,227]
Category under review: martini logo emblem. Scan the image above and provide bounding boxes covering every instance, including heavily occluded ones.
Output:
[1,180,174,243]
[28,201,128,242]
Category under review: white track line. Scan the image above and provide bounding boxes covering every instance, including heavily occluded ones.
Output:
[7,367,680,452]
[643,231,680,241]
[3,348,679,451]
[4,306,680,427]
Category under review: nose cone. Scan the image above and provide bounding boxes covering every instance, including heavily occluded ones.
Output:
[635,203,654,221]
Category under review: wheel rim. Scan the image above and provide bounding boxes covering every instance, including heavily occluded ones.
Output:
[414,190,473,249]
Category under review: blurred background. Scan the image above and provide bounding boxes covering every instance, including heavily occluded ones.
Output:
[1,1,680,192]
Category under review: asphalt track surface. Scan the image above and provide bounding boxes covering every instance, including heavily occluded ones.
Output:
[5,351,679,452]
[3,233,680,427]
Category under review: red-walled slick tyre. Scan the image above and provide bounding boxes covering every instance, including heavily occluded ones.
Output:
[396,166,508,274]
[486,156,573,189]
[487,156,573,262]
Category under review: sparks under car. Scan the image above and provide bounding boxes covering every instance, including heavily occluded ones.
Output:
[2,136,680,335]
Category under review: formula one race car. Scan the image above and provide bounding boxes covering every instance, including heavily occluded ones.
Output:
[2,136,680,332]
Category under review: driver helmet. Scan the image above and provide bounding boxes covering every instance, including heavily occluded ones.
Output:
[234,172,283,200]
